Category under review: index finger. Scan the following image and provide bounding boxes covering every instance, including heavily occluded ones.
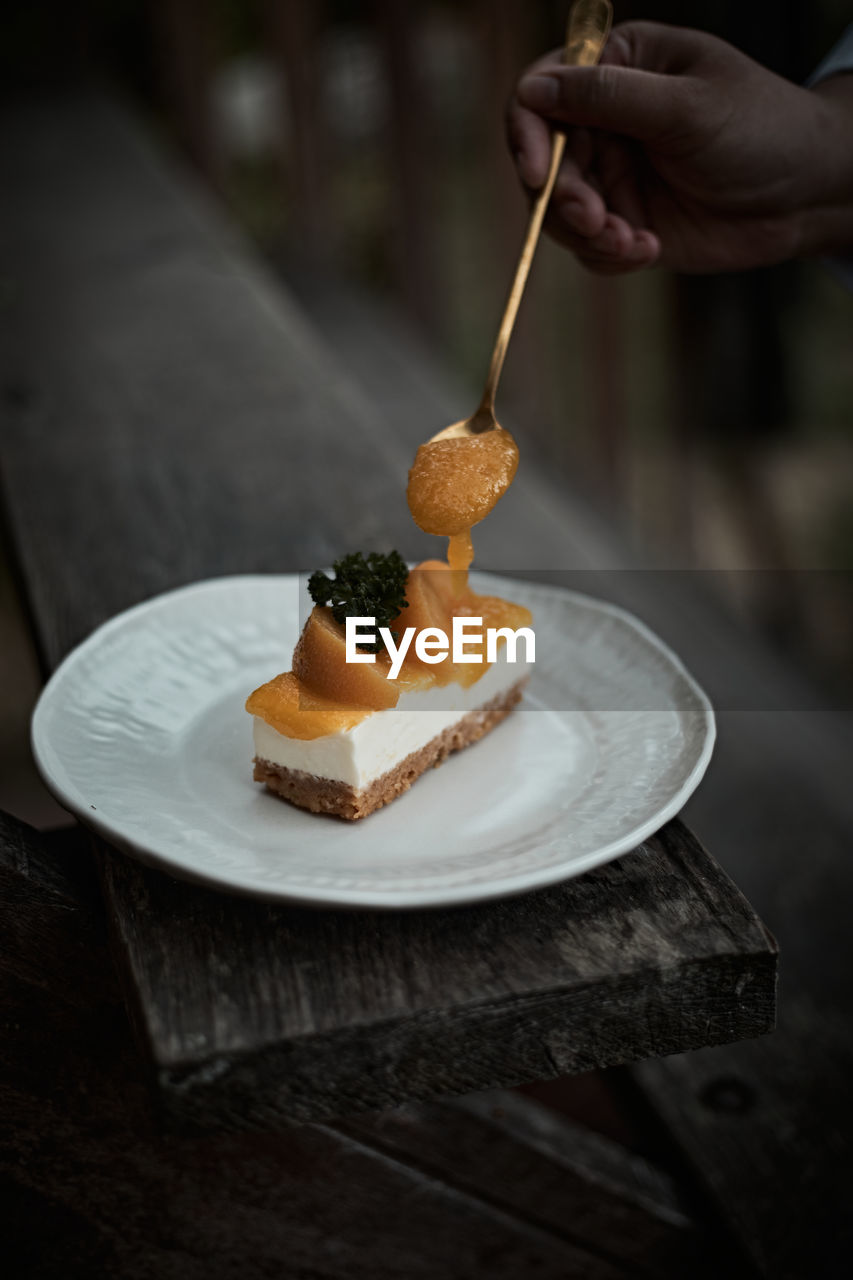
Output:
[506,33,627,189]
[506,48,564,189]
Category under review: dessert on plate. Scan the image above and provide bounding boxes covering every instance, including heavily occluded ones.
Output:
[247,553,532,820]
[246,424,531,820]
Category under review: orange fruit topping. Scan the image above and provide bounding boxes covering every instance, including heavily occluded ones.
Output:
[293,606,399,710]
[247,563,532,740]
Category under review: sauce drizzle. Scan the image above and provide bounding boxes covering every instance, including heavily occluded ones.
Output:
[406,428,518,576]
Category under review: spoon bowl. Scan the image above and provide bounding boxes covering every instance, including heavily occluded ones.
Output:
[429,407,499,443]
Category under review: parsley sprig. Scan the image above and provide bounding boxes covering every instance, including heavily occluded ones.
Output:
[308,551,409,653]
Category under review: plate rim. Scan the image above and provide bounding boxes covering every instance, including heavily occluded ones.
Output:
[31,573,716,909]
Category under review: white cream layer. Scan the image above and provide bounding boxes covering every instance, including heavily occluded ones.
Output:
[252,650,530,790]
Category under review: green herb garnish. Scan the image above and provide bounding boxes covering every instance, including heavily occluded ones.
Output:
[308,551,409,653]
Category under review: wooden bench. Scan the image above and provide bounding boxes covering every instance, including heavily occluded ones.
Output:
[2,811,726,1278]
[1,89,846,1277]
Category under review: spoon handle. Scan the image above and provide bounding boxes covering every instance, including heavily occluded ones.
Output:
[479,0,613,414]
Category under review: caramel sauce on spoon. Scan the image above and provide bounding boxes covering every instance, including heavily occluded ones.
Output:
[406,428,519,575]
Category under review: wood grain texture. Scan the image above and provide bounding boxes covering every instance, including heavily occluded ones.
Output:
[0,95,419,667]
[2,815,709,1280]
[629,725,853,1280]
[91,818,775,1126]
[340,1090,731,1278]
[0,812,111,1011]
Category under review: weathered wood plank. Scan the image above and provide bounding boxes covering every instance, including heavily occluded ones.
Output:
[263,0,333,261]
[341,1089,732,1278]
[90,818,775,1126]
[0,94,425,666]
[628,723,853,1280]
[2,813,694,1280]
[0,812,111,1011]
[148,0,221,187]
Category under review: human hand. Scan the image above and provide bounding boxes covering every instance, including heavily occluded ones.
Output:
[507,21,853,274]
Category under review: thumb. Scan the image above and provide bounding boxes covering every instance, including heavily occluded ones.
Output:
[516,63,698,143]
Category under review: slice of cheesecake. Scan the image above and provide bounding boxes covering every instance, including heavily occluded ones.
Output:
[250,646,528,820]
[246,559,532,821]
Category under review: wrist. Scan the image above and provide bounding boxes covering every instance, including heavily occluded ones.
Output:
[798,75,853,257]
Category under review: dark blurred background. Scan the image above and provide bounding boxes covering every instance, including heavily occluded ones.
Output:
[2,0,851,822]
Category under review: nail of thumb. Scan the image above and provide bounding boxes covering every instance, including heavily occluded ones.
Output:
[517,74,559,111]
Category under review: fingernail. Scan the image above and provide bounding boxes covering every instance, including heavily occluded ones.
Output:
[517,74,559,111]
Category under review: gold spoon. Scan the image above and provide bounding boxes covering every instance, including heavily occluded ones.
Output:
[407,0,612,572]
[430,0,612,444]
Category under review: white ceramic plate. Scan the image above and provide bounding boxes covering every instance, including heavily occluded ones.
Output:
[32,574,715,909]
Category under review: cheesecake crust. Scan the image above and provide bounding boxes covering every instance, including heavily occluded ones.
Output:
[253,677,527,821]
